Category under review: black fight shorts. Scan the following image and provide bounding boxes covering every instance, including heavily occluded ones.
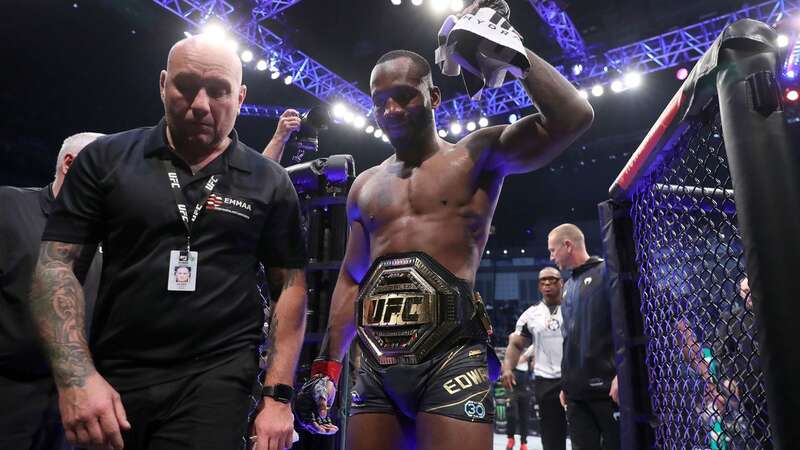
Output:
[350,342,495,423]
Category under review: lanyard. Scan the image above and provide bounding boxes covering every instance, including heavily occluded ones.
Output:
[161,159,221,252]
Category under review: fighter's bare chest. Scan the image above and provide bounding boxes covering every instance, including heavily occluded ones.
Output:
[357,162,474,223]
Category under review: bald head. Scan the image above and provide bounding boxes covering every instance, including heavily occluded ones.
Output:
[548,223,586,249]
[160,35,247,155]
[167,36,242,84]
[548,223,590,270]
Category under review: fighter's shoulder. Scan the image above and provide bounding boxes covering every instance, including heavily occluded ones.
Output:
[349,165,383,195]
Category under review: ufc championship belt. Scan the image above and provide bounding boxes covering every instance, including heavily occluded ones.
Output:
[356,252,493,366]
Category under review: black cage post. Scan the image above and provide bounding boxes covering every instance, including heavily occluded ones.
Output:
[599,200,656,450]
[716,37,800,449]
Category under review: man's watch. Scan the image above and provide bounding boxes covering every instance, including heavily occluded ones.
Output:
[262,384,294,404]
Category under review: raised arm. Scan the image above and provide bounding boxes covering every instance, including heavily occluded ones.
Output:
[30,241,129,449]
[474,48,594,176]
[262,109,301,163]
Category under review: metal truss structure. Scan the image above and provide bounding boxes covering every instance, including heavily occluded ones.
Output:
[239,103,306,118]
[153,0,373,116]
[527,0,586,58]
[154,0,800,125]
[436,0,800,122]
[251,0,303,22]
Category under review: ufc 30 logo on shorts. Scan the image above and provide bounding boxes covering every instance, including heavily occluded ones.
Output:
[464,401,486,419]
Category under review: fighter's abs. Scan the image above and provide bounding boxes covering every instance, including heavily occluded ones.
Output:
[356,154,499,280]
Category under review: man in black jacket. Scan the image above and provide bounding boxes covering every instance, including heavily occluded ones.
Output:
[0,132,103,450]
[547,224,619,450]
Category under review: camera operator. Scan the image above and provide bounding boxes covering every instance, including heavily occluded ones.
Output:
[262,109,302,162]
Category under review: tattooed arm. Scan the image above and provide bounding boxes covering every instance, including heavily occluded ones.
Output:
[30,241,130,449]
[252,267,307,450]
[263,267,308,384]
[30,241,93,387]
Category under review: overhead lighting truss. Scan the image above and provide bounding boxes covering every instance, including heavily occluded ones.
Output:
[154,0,800,124]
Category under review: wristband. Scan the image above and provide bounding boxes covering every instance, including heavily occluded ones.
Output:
[311,359,343,385]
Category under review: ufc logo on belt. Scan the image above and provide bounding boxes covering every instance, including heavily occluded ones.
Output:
[365,295,429,326]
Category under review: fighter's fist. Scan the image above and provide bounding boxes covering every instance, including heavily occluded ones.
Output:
[295,375,339,435]
[272,109,302,144]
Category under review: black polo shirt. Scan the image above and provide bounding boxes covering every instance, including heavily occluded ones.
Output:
[0,185,99,379]
[42,119,307,390]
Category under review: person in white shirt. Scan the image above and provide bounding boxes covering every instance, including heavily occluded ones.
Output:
[502,267,567,450]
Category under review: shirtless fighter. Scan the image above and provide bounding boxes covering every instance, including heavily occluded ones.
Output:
[295,4,593,449]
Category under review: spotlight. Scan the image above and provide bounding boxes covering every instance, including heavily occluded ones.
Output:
[610,80,624,93]
[331,103,347,119]
[478,117,489,127]
[450,122,463,135]
[270,70,281,80]
[520,249,526,254]
[391,0,402,4]
[787,70,796,79]
[255,59,268,71]
[183,31,192,38]
[241,50,254,63]
[450,0,464,12]
[503,249,508,255]
[508,113,518,123]
[578,89,589,99]
[571,63,583,76]
[676,67,689,81]
[466,121,477,131]
[438,129,448,137]
[343,111,354,123]
[777,34,790,48]
[786,89,799,102]
[485,250,491,255]
[353,116,366,129]
[430,0,448,11]
[202,23,226,41]
[225,39,239,52]
[411,0,423,5]
[374,129,383,138]
[365,125,375,133]
[591,84,604,97]
[381,135,390,142]
[283,75,293,85]
[624,71,642,89]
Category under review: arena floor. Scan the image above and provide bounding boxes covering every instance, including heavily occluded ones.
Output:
[493,434,573,450]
